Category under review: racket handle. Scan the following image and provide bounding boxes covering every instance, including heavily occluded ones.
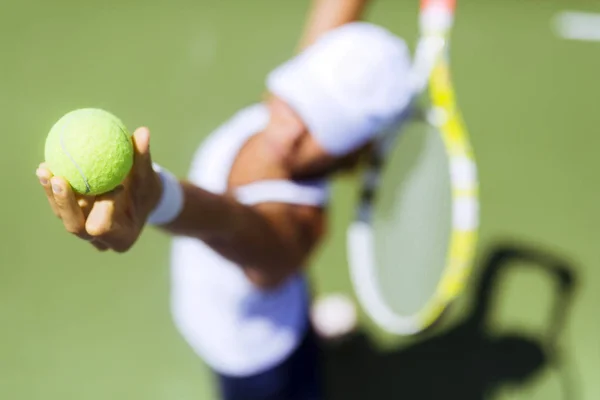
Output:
[419,0,456,34]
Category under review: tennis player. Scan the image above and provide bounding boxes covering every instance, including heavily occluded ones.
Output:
[36,0,413,398]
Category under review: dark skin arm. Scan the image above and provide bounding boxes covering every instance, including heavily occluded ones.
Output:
[36,127,325,290]
[162,183,325,289]
[298,0,372,50]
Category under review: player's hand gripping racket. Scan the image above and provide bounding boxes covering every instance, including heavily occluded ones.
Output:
[347,0,479,335]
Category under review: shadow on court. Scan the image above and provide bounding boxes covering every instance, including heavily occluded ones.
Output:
[323,243,580,400]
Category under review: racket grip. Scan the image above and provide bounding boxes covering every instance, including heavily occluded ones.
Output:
[420,0,456,34]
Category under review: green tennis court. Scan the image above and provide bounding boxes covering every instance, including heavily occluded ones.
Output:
[1,0,599,398]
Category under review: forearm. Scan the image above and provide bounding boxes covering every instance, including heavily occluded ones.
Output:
[298,0,372,50]
[159,181,321,288]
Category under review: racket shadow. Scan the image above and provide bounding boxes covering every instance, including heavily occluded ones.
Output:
[322,242,580,400]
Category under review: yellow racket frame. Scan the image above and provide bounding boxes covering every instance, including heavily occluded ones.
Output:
[415,54,479,330]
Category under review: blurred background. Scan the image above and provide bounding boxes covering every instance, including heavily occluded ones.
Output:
[1,0,599,398]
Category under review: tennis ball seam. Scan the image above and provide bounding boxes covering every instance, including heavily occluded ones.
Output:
[59,112,92,194]
[116,125,129,143]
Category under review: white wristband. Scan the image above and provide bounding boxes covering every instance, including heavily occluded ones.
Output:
[147,163,184,226]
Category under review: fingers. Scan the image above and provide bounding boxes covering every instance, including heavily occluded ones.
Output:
[37,164,127,253]
[132,127,152,172]
[36,164,61,217]
[85,195,117,237]
[50,176,90,239]
[85,190,136,253]
[38,163,93,219]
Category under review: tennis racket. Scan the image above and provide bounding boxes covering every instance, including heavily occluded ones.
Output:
[347,0,479,335]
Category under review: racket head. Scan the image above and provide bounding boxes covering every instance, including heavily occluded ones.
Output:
[372,118,453,317]
[348,104,477,335]
[347,0,479,335]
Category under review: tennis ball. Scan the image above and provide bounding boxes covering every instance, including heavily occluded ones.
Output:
[310,293,358,339]
[45,108,134,195]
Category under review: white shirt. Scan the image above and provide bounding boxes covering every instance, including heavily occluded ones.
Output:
[169,104,329,377]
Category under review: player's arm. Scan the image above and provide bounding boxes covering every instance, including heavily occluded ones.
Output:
[297,0,372,50]
[37,128,324,289]
[160,182,325,289]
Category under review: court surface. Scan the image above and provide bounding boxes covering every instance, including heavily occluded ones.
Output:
[1,0,599,398]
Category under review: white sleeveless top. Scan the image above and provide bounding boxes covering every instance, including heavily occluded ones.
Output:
[169,103,329,377]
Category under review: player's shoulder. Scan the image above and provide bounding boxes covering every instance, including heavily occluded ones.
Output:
[188,103,269,180]
[217,103,269,137]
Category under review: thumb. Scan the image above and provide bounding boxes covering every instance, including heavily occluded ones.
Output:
[132,127,152,168]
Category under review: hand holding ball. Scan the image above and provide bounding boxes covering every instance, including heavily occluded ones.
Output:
[39,108,162,253]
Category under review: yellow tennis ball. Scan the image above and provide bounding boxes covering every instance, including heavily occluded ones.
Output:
[45,108,134,195]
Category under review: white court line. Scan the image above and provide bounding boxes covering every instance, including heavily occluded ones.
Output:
[553,11,600,42]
